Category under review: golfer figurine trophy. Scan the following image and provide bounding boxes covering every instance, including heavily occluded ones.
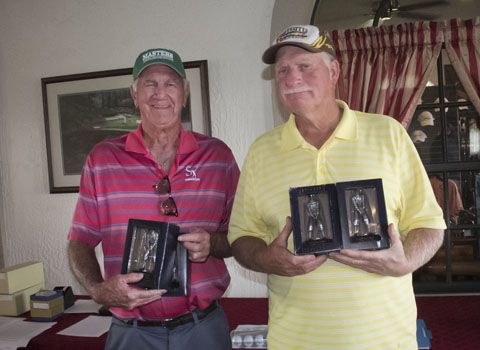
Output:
[290,178,390,255]
[304,194,330,241]
[128,228,159,275]
[121,219,188,296]
[349,189,380,242]
[290,184,341,255]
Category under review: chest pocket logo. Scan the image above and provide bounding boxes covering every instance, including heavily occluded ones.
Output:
[185,165,200,182]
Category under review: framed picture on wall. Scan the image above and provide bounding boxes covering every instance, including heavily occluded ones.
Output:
[41,60,211,193]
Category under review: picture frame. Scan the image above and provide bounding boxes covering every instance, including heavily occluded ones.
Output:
[42,60,211,193]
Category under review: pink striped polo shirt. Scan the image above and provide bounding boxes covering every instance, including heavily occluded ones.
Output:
[68,124,240,320]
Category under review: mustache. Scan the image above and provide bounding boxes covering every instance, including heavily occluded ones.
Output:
[283,86,312,95]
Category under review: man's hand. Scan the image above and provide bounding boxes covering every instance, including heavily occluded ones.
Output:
[67,240,166,310]
[328,224,443,277]
[178,228,211,262]
[328,224,409,276]
[232,217,327,276]
[91,273,166,310]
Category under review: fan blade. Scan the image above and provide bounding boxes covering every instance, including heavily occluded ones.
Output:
[398,0,449,12]
[396,11,438,21]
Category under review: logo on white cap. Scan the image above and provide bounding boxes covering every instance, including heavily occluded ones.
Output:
[276,25,318,45]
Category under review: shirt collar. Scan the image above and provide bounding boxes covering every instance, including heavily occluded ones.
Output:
[125,124,148,154]
[125,124,199,156]
[281,100,357,150]
[334,100,357,141]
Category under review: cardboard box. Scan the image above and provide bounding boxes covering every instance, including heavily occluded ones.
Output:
[30,290,64,321]
[0,262,44,294]
[0,283,44,316]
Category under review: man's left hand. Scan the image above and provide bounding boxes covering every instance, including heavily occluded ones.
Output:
[178,228,211,262]
[328,224,411,277]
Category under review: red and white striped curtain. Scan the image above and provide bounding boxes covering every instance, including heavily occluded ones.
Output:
[331,22,444,128]
[443,17,480,116]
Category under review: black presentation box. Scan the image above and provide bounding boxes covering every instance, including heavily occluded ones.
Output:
[53,286,75,310]
[121,219,189,296]
[289,178,390,255]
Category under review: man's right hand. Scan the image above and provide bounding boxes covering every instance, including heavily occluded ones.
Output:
[232,217,326,276]
[90,273,166,310]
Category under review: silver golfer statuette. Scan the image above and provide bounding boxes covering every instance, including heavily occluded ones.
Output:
[129,228,159,273]
[143,230,158,273]
[304,194,330,241]
[350,189,379,241]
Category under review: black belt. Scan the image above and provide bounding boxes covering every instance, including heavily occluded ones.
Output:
[115,300,219,329]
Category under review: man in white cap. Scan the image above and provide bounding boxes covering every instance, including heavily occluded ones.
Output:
[68,48,239,349]
[229,25,445,349]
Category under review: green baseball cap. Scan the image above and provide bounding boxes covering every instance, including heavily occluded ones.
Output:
[132,48,186,80]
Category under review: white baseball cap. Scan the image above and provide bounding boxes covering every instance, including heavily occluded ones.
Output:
[434,97,449,112]
[411,130,427,143]
[262,25,336,64]
[417,111,435,126]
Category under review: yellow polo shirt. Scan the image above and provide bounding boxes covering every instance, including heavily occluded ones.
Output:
[228,100,445,350]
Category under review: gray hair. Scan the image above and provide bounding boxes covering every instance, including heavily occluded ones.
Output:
[321,52,336,67]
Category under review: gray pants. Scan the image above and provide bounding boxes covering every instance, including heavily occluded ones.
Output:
[105,306,232,350]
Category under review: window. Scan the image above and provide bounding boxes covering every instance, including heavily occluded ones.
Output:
[408,50,480,293]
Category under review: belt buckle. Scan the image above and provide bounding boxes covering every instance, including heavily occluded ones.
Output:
[163,317,174,328]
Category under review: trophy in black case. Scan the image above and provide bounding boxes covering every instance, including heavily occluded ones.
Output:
[121,219,188,296]
[290,178,390,255]
[304,193,331,241]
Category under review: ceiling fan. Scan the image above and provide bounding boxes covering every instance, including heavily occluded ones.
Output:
[372,0,450,26]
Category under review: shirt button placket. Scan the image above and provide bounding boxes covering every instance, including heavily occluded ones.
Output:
[316,150,325,185]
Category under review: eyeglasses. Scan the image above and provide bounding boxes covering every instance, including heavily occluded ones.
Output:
[153,176,178,217]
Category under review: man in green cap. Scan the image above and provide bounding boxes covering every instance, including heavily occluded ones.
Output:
[67,48,239,349]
